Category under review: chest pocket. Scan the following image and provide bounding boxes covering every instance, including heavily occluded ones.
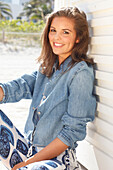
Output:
[39,76,69,113]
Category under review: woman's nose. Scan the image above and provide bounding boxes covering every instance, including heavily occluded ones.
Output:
[54,32,61,40]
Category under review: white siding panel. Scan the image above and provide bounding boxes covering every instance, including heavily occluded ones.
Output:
[92,26,113,36]
[77,140,113,170]
[92,147,113,170]
[85,0,113,12]
[88,118,113,141]
[95,86,113,107]
[95,86,113,100]
[97,102,113,124]
[91,45,113,55]
[90,16,113,27]
[95,79,113,90]
[95,70,113,82]
[95,70,113,90]
[54,0,113,169]
[86,129,113,159]
[91,36,113,45]
[92,55,113,64]
[91,8,113,19]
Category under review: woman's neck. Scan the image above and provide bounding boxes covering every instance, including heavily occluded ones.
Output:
[58,56,70,66]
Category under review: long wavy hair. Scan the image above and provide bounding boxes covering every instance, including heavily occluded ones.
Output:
[38,7,93,77]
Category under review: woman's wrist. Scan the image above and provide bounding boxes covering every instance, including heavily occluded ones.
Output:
[24,154,39,166]
[13,161,27,169]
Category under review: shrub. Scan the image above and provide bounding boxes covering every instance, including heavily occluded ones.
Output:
[0,19,45,33]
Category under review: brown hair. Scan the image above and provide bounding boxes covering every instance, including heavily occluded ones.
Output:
[38,7,93,77]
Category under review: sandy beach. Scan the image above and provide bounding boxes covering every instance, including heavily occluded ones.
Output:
[0,43,40,169]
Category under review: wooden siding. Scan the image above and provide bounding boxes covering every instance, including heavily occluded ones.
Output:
[54,0,113,169]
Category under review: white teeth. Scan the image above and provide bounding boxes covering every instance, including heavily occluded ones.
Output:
[54,43,62,46]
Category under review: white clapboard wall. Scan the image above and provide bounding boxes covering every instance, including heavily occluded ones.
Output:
[54,0,113,170]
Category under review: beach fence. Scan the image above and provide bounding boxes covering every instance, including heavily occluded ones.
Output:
[0,31,41,47]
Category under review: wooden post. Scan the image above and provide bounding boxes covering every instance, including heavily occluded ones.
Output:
[2,29,5,43]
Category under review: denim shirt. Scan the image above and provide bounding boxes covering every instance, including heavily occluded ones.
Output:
[0,57,96,149]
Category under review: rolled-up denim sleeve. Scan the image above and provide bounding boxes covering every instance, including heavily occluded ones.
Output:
[57,69,96,149]
[0,71,37,103]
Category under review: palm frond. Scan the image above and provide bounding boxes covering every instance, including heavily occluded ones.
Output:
[0,1,12,19]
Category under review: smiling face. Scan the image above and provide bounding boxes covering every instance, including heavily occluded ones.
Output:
[48,17,78,65]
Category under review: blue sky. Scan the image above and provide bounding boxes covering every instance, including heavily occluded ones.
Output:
[12,0,19,4]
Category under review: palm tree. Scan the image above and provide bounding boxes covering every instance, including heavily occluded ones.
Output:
[0,1,12,20]
[19,0,53,21]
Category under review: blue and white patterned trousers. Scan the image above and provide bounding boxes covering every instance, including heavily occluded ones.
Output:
[0,110,80,170]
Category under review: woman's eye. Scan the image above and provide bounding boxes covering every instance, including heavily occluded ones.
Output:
[64,31,69,34]
[50,29,56,32]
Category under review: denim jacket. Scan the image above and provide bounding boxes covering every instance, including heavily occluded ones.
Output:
[0,57,96,149]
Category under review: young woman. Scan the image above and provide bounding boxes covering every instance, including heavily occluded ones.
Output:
[0,7,96,170]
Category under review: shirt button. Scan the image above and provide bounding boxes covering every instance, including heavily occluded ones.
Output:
[43,95,46,99]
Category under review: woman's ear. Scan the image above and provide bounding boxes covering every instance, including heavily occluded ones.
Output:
[76,39,79,43]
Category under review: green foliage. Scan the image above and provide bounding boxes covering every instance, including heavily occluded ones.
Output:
[0,19,45,33]
[0,1,12,19]
[19,0,53,21]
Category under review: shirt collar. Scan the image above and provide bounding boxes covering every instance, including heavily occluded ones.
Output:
[53,56,72,74]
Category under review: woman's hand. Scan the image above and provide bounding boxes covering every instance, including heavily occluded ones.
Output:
[12,161,26,170]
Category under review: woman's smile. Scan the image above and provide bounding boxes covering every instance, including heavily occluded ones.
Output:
[53,42,64,47]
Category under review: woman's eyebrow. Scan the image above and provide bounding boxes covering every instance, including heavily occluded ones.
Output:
[50,26,55,28]
[50,26,72,32]
[62,28,72,32]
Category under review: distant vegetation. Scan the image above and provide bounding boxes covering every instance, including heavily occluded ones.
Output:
[0,19,45,47]
[19,0,53,21]
[0,19,45,33]
[0,0,53,21]
[0,0,53,46]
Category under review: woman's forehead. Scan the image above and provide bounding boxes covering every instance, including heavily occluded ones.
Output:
[50,17,75,30]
